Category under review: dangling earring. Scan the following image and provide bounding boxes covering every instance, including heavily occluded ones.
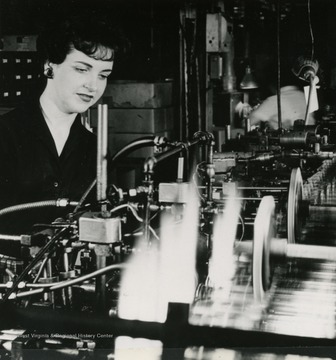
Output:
[44,67,54,79]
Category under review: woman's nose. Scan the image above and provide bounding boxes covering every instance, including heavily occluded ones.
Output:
[84,76,98,92]
[84,84,97,92]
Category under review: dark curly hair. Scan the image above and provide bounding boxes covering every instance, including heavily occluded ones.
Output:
[37,12,123,65]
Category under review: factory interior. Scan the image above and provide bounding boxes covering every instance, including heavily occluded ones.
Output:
[2,0,336,358]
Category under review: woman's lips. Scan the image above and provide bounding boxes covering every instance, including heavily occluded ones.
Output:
[77,93,93,103]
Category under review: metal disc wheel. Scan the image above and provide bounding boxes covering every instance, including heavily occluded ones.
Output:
[287,167,303,244]
[253,196,275,302]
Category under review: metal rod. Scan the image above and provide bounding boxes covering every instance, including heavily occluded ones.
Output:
[276,0,282,130]
[0,235,21,241]
[237,187,288,191]
[235,238,336,261]
[96,104,108,203]
[304,76,314,126]
[206,140,215,202]
[177,157,184,182]
[95,255,107,312]
[287,243,336,261]
[215,197,266,201]
[197,186,288,191]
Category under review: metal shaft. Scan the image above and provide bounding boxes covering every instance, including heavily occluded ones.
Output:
[96,104,108,203]
[235,238,336,262]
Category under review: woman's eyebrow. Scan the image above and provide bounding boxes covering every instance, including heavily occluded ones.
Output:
[74,61,112,72]
[74,61,92,68]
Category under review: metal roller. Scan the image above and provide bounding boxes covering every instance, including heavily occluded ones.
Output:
[287,167,304,244]
[279,131,309,148]
[252,196,275,302]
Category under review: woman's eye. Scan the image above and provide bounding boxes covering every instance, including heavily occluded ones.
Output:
[75,67,87,73]
[99,74,108,80]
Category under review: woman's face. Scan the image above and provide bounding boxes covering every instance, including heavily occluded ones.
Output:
[48,48,113,114]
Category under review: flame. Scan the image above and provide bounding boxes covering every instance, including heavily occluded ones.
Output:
[118,183,199,322]
[115,336,163,360]
[117,240,168,322]
[159,184,199,304]
[208,190,241,295]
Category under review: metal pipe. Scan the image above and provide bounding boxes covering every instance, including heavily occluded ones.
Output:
[96,104,108,203]
[235,238,336,261]
[304,76,314,126]
[0,234,21,241]
[197,186,288,191]
[237,187,288,191]
[95,255,107,312]
[143,139,199,174]
[206,139,215,202]
[177,157,184,182]
[0,199,77,218]
[287,243,336,261]
[276,0,282,130]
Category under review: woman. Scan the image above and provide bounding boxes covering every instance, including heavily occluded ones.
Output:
[0,13,120,234]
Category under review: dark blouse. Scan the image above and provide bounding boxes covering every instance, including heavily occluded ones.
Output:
[0,100,97,234]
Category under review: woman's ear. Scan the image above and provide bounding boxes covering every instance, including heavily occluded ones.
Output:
[43,62,54,79]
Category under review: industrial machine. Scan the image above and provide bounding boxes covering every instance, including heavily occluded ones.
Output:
[1,96,336,360]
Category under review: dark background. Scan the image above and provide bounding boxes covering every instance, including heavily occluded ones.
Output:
[1,0,336,134]
[2,0,336,85]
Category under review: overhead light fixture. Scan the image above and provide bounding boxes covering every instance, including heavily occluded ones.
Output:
[240,65,258,90]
